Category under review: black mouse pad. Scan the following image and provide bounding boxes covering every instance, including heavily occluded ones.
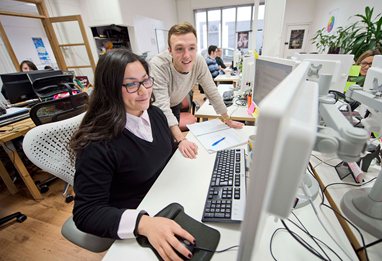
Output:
[136,203,220,260]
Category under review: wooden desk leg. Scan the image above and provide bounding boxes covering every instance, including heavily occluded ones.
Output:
[2,142,43,200]
[0,160,18,194]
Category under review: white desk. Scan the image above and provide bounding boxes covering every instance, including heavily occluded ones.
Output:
[214,74,240,88]
[310,152,382,260]
[103,127,357,261]
[195,84,255,123]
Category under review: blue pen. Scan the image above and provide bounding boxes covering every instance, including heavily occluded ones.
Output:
[212,137,225,146]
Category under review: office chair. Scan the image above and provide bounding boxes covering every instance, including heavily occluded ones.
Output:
[31,74,78,101]
[179,91,199,131]
[22,113,115,252]
[29,92,89,201]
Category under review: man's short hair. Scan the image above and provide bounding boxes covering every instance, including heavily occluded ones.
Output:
[168,22,197,48]
[208,45,218,55]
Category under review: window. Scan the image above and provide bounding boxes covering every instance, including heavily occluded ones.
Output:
[194,4,265,54]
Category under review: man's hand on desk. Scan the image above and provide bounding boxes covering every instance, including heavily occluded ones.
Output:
[224,119,244,129]
[137,215,195,261]
[178,139,198,159]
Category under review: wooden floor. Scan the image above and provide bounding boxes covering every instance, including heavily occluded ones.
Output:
[0,171,104,261]
[0,86,206,261]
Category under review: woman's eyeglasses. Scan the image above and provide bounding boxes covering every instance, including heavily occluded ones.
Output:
[122,77,154,93]
[360,62,372,67]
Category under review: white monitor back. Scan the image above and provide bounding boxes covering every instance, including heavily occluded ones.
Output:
[364,55,382,92]
[371,54,382,69]
[241,55,255,92]
[237,61,319,260]
[293,53,354,92]
[253,56,298,104]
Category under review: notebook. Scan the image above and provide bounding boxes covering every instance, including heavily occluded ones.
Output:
[186,119,247,153]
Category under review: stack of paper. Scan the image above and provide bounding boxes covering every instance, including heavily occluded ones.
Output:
[187,119,247,153]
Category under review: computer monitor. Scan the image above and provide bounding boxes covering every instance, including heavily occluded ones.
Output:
[0,70,63,103]
[237,61,319,260]
[240,55,255,93]
[293,54,354,93]
[253,56,298,104]
[1,72,35,104]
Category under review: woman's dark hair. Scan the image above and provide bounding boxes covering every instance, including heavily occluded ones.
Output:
[19,60,38,71]
[70,49,150,154]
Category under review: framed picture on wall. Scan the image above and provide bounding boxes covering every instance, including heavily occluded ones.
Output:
[237,31,249,49]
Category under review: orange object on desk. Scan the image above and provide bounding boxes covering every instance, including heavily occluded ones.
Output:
[247,93,252,108]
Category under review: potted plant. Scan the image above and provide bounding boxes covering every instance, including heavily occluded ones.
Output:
[350,6,382,59]
[311,6,382,59]
[311,27,338,53]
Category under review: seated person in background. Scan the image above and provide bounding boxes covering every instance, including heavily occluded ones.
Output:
[349,49,381,87]
[19,60,38,72]
[206,45,223,79]
[70,49,195,261]
[215,48,226,69]
[44,65,54,70]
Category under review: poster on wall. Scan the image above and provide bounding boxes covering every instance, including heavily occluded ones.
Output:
[327,8,339,33]
[32,37,51,65]
[288,29,305,49]
[237,31,249,49]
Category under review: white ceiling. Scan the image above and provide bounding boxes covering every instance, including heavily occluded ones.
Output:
[0,0,39,14]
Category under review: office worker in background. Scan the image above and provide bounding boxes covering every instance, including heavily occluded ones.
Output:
[206,45,223,79]
[19,60,38,72]
[354,49,381,86]
[70,49,195,261]
[150,22,243,159]
[215,47,226,69]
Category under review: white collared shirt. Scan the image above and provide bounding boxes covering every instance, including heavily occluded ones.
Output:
[124,110,153,142]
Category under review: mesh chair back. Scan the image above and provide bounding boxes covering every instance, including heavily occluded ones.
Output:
[22,113,84,185]
[30,92,88,125]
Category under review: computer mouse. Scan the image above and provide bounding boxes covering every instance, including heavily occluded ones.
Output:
[175,236,195,260]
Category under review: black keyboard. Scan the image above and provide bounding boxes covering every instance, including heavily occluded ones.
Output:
[202,149,246,223]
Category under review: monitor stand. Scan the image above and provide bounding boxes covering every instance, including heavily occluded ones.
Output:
[341,169,382,238]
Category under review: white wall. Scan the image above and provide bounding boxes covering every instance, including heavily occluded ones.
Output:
[281,0,316,56]
[308,0,382,53]
[262,0,286,57]
[0,15,58,70]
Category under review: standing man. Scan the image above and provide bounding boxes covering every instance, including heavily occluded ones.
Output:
[150,22,243,159]
[215,48,227,69]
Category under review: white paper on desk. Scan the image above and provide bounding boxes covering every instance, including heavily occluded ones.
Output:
[187,119,247,153]
[187,119,229,136]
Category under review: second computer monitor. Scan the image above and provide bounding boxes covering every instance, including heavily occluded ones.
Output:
[253,56,297,104]
[293,53,354,92]
[0,70,63,104]
[238,61,319,260]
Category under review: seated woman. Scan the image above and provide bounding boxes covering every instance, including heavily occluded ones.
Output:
[19,60,38,72]
[70,49,194,260]
[349,49,381,87]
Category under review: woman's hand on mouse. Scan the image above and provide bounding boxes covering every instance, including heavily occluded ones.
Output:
[137,216,195,261]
